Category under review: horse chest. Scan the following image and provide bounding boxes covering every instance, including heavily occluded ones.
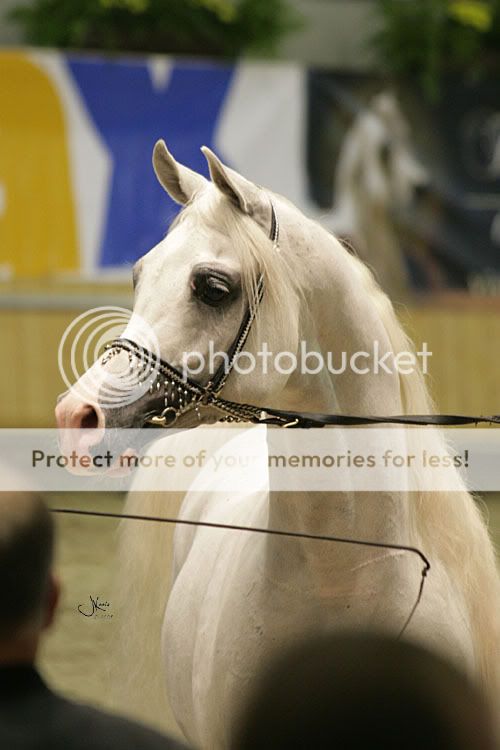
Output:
[162,493,424,748]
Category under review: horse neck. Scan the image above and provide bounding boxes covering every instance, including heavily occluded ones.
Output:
[295,219,404,416]
[266,215,411,558]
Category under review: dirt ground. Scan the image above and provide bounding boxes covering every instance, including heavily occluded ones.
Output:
[41,492,183,739]
[42,492,500,741]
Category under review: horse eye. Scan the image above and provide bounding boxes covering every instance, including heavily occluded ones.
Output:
[192,273,232,308]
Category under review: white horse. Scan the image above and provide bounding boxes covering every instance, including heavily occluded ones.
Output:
[326,91,429,301]
[56,141,499,747]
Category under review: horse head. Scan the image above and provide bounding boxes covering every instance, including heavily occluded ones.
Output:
[330,91,430,300]
[345,91,429,212]
[55,142,303,461]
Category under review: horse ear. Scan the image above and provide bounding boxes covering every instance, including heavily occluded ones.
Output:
[201,146,272,232]
[153,140,207,205]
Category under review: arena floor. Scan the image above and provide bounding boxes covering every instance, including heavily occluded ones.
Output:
[42,492,183,738]
[42,492,500,740]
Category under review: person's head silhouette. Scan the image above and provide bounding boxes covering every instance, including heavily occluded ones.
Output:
[233,632,497,750]
[0,491,58,665]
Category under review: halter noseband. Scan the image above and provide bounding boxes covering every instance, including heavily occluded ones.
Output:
[101,202,280,429]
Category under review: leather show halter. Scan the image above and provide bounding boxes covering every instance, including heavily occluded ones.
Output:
[102,202,500,431]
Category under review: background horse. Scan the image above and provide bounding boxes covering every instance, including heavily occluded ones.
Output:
[56,141,500,748]
[326,91,429,301]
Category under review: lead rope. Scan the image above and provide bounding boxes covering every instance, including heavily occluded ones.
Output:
[50,507,429,639]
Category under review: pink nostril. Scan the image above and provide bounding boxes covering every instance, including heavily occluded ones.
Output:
[56,397,105,464]
[69,403,103,431]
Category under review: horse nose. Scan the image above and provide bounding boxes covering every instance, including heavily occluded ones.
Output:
[55,395,105,456]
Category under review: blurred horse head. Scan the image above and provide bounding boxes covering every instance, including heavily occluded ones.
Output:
[328,91,429,300]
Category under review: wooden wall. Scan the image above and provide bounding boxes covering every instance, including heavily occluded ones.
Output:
[408,297,500,417]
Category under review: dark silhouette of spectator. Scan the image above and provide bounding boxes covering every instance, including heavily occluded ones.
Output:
[0,491,188,750]
[233,632,497,750]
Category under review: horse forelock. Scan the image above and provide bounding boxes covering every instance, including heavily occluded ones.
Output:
[342,235,500,683]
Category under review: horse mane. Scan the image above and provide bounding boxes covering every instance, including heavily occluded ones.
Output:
[340,251,500,696]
